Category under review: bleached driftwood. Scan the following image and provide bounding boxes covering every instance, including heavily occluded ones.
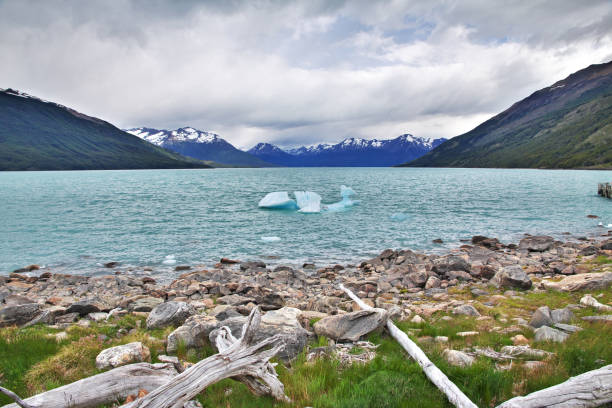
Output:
[496,364,612,408]
[0,386,34,408]
[1,363,177,408]
[339,284,478,408]
[120,306,289,408]
[580,294,612,312]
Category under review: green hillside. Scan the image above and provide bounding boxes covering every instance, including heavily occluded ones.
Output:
[401,61,612,169]
[0,89,212,171]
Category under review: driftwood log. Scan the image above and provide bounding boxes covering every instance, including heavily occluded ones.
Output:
[497,364,612,408]
[119,306,289,408]
[1,363,177,408]
[339,284,478,408]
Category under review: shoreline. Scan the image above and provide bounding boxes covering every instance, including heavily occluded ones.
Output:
[2,232,611,325]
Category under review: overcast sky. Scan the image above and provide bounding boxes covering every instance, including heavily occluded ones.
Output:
[1,0,611,148]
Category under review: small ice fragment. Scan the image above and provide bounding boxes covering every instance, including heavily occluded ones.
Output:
[325,185,357,212]
[294,191,322,213]
[340,185,356,198]
[258,192,298,210]
[598,222,604,226]
[162,255,177,265]
[261,236,281,242]
[390,213,409,222]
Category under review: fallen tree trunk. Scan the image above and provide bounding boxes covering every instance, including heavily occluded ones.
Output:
[120,306,289,408]
[339,284,478,408]
[496,364,612,408]
[1,363,177,408]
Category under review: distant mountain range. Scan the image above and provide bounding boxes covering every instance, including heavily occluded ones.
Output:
[125,127,273,167]
[248,135,447,166]
[0,89,211,171]
[402,61,612,169]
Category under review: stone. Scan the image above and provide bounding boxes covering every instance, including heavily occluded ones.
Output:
[435,336,449,343]
[66,299,104,316]
[542,272,612,292]
[523,361,546,371]
[529,306,553,328]
[550,307,573,324]
[534,326,569,343]
[167,315,219,354]
[452,304,481,317]
[581,315,612,322]
[24,306,66,327]
[425,276,440,289]
[313,308,388,342]
[217,294,256,306]
[88,312,109,322]
[554,323,582,333]
[519,236,554,252]
[411,315,424,324]
[208,305,242,321]
[500,345,553,359]
[443,349,475,367]
[55,312,79,324]
[511,334,529,345]
[579,246,598,256]
[580,294,612,312]
[456,331,479,337]
[491,265,532,290]
[2,294,36,306]
[0,303,41,327]
[146,301,196,329]
[95,342,151,369]
[128,296,164,312]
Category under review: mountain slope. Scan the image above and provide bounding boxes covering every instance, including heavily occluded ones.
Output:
[126,127,273,167]
[402,61,612,169]
[0,89,211,171]
[248,134,446,166]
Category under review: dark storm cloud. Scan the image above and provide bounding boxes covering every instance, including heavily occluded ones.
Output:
[1,0,610,148]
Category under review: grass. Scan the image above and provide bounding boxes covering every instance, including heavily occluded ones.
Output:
[1,283,611,407]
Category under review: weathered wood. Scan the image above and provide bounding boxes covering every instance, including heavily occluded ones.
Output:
[0,386,34,408]
[120,306,289,408]
[339,284,478,408]
[1,363,177,408]
[598,182,612,199]
[496,364,612,408]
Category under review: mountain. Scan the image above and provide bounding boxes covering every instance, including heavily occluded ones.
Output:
[402,61,612,169]
[125,127,273,167]
[248,134,446,166]
[0,88,211,171]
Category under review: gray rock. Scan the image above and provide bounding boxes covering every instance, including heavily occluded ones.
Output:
[554,323,582,333]
[55,312,80,324]
[0,303,41,327]
[313,308,388,342]
[550,307,573,324]
[208,305,242,321]
[491,265,532,290]
[217,294,256,306]
[443,349,475,367]
[2,294,36,306]
[208,307,309,361]
[500,345,553,359]
[24,306,66,327]
[432,256,471,275]
[519,236,554,252]
[66,299,103,316]
[146,301,196,329]
[95,342,151,369]
[167,315,219,354]
[529,306,553,328]
[581,315,612,322]
[128,296,164,312]
[452,304,481,317]
[542,272,612,292]
[534,326,569,343]
[425,276,440,289]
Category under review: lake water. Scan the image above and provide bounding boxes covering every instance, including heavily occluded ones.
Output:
[1,168,610,279]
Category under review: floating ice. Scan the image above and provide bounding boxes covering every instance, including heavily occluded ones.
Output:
[162,255,177,265]
[325,185,359,212]
[340,185,355,198]
[258,192,298,210]
[294,191,322,213]
[607,224,612,228]
[261,236,281,242]
[390,213,409,222]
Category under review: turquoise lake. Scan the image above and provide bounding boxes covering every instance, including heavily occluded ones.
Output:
[1,168,610,278]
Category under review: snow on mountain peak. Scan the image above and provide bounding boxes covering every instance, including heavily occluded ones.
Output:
[125,127,221,145]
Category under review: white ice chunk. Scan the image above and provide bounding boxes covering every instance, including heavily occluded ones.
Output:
[294,191,322,213]
[390,213,409,222]
[258,192,298,210]
[340,185,355,198]
[162,255,177,265]
[261,236,281,242]
[325,186,358,212]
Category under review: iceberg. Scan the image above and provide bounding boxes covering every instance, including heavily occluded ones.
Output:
[325,185,358,212]
[258,192,298,210]
[261,236,281,242]
[294,191,322,213]
[389,213,409,222]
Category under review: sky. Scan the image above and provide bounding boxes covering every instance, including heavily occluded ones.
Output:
[1,0,611,149]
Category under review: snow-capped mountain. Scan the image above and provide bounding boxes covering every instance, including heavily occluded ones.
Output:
[125,127,272,167]
[248,134,447,166]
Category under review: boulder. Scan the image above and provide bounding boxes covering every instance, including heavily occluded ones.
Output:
[519,236,554,252]
[491,265,532,290]
[167,315,219,354]
[65,299,107,316]
[443,349,475,367]
[146,301,196,329]
[208,305,242,321]
[95,342,150,369]
[128,296,164,312]
[217,294,256,306]
[534,326,569,343]
[209,307,310,361]
[541,272,612,292]
[0,303,41,327]
[550,307,573,324]
[452,304,481,317]
[313,308,388,342]
[432,256,471,275]
[529,306,553,328]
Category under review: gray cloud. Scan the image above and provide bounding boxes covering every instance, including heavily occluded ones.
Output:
[1,0,610,148]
